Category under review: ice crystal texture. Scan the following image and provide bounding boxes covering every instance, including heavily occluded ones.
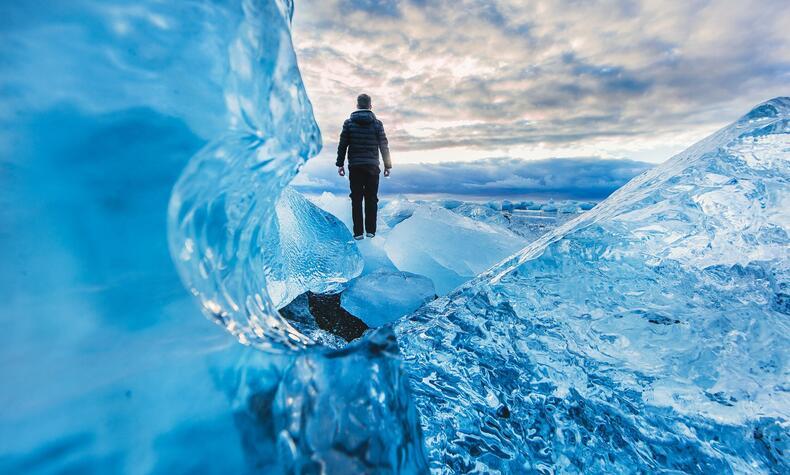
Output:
[164,0,337,350]
[273,330,428,473]
[2,0,788,471]
[266,187,363,309]
[395,97,790,473]
[0,0,422,472]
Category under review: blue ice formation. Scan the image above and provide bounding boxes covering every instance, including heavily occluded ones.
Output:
[452,202,512,228]
[266,187,363,309]
[354,236,401,275]
[165,0,428,469]
[394,97,790,472]
[273,329,428,473]
[0,0,423,472]
[310,192,587,256]
[386,205,527,294]
[310,193,555,293]
[379,196,422,227]
[2,0,788,473]
[449,200,584,242]
[341,270,436,327]
[163,0,353,350]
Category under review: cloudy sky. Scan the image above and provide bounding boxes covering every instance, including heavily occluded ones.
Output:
[291,0,789,199]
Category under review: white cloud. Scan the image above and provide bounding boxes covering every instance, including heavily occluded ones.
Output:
[293,0,789,169]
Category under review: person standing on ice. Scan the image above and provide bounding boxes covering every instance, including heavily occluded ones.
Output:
[336,93,392,240]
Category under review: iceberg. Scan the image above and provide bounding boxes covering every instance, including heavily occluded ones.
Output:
[442,198,591,243]
[438,198,464,209]
[341,270,436,327]
[395,97,790,472]
[386,205,528,294]
[540,200,558,212]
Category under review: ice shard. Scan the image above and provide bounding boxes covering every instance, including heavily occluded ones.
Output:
[266,187,363,309]
[395,97,790,472]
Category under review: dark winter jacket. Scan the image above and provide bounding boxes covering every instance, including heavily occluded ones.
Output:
[336,110,392,169]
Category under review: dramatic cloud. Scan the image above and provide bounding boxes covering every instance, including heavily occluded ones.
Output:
[293,156,653,200]
[293,0,789,167]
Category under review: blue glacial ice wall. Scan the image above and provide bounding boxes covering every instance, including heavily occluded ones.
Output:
[0,1,274,471]
[0,0,417,472]
[395,97,790,473]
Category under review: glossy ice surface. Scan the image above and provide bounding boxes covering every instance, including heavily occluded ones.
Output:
[386,206,527,295]
[1,0,422,472]
[395,97,790,473]
[2,0,787,472]
[266,186,363,309]
[341,270,437,327]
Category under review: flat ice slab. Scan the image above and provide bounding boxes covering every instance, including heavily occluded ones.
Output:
[385,206,527,294]
[341,270,436,327]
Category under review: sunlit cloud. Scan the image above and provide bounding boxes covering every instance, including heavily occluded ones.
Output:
[292,0,789,193]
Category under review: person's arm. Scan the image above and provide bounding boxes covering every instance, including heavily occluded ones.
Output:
[376,120,392,171]
[336,121,350,171]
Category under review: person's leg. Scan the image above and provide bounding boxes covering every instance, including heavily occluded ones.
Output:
[363,166,380,235]
[348,167,365,237]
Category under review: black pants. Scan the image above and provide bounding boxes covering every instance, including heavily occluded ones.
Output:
[348,165,380,236]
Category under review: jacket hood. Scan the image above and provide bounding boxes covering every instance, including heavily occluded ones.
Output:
[350,109,376,125]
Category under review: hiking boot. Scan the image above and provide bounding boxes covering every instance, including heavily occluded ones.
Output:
[354,235,364,240]
[366,232,375,238]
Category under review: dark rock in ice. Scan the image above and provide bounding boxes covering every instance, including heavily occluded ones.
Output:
[306,292,369,342]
